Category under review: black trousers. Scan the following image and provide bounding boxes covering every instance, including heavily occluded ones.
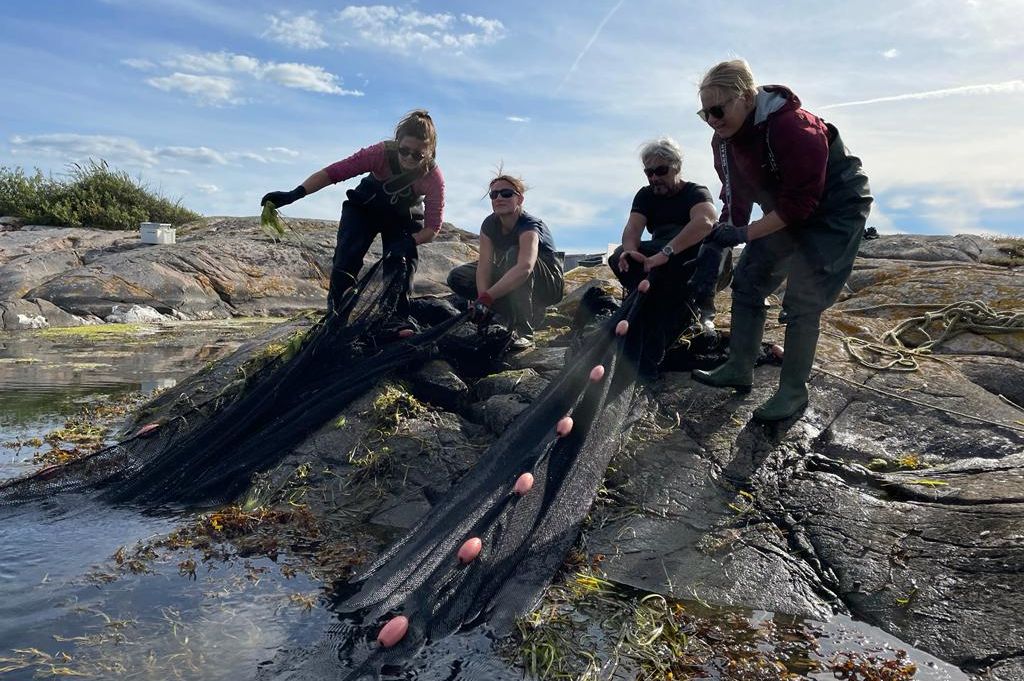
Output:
[447,247,564,336]
[329,193,421,316]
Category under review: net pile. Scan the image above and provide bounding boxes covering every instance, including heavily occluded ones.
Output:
[0,255,464,509]
[270,279,659,680]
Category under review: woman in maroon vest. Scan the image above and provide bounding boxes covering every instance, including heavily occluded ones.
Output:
[261,110,445,322]
[691,60,872,421]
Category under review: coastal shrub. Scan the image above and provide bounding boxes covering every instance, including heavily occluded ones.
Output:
[0,160,201,230]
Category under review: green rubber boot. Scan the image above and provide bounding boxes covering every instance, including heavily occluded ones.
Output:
[753,319,819,422]
[692,303,766,391]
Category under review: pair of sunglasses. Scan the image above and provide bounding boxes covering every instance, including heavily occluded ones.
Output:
[489,188,518,199]
[643,165,671,177]
[696,96,736,122]
[398,146,426,161]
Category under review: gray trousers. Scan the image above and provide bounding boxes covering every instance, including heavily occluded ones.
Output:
[447,247,564,335]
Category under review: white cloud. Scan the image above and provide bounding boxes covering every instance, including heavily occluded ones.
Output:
[121,58,157,70]
[231,152,269,164]
[506,116,531,123]
[196,183,221,194]
[259,62,363,95]
[157,146,229,165]
[162,168,192,176]
[139,51,362,101]
[332,6,505,53]
[881,48,900,59]
[556,0,625,93]
[146,73,243,106]
[263,13,327,50]
[821,80,1024,109]
[168,52,262,75]
[265,147,300,157]
[9,133,159,167]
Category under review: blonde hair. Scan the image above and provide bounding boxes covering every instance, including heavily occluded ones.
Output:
[699,59,758,100]
[394,109,437,160]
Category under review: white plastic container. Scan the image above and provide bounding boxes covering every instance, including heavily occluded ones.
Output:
[140,222,176,245]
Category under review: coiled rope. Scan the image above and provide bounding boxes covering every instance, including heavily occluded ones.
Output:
[840,300,1024,371]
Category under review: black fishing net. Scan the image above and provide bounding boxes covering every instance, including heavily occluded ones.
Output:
[264,277,663,680]
[0,253,466,509]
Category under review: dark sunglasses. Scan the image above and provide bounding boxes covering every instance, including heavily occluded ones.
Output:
[643,165,671,178]
[489,188,518,199]
[696,97,736,122]
[398,146,426,161]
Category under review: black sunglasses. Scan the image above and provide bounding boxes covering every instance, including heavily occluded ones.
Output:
[697,97,736,122]
[398,146,426,161]
[489,188,518,199]
[643,165,671,178]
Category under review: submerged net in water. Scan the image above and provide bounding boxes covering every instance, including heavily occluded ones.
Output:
[0,254,465,509]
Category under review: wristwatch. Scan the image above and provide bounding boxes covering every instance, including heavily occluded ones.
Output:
[660,244,674,257]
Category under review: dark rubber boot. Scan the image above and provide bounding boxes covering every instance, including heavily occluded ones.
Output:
[692,303,765,391]
[753,319,819,422]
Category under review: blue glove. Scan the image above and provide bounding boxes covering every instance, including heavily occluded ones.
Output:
[708,223,749,248]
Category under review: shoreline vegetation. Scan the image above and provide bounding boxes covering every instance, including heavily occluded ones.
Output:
[0,160,200,230]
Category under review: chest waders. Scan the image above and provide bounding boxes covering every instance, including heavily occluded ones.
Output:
[693,123,872,422]
[329,144,431,318]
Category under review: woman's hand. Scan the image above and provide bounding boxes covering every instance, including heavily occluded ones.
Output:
[708,223,749,248]
[260,185,306,208]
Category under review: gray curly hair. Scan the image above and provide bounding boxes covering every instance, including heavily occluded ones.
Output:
[638,137,683,170]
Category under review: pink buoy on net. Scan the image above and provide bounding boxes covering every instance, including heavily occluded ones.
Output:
[555,416,574,437]
[377,615,409,647]
[770,344,785,361]
[513,472,534,495]
[615,320,629,336]
[134,423,160,438]
[398,329,415,338]
[637,279,651,293]
[458,537,482,564]
[589,365,606,382]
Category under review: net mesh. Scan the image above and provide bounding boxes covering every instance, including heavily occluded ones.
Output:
[0,254,465,509]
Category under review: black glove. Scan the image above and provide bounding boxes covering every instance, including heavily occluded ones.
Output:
[686,241,726,302]
[708,222,749,248]
[260,185,307,209]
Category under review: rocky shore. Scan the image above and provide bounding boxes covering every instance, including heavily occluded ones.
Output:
[3,217,1024,678]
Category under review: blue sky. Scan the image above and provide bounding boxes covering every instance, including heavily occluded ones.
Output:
[2,0,1022,252]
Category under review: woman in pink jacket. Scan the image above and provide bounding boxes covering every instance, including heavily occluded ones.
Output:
[261,110,445,321]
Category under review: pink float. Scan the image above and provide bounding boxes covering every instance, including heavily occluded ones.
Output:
[556,416,574,437]
[513,472,534,495]
[377,615,409,647]
[615,320,629,336]
[398,329,415,338]
[589,365,606,382]
[134,423,160,438]
[458,537,482,564]
[637,279,651,293]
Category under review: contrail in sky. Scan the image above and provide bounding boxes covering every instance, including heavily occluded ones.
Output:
[555,0,626,94]
[821,80,1024,109]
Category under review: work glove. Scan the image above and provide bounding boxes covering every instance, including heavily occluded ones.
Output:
[686,241,726,303]
[708,222,749,248]
[470,291,495,325]
[260,185,307,209]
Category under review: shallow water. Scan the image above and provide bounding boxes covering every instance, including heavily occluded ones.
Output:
[0,320,333,680]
